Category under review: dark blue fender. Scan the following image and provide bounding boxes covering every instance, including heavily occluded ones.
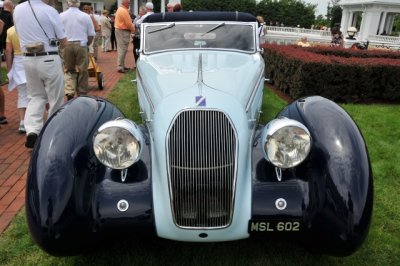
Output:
[251,96,373,256]
[26,97,154,256]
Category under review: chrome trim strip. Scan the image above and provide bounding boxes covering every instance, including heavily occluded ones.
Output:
[137,71,155,113]
[245,69,264,112]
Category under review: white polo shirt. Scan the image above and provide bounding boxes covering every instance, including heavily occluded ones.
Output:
[13,0,66,53]
[60,7,95,44]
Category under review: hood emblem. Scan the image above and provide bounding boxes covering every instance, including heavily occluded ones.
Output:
[195,96,206,107]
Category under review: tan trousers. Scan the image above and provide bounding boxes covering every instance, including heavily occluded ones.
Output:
[115,29,131,70]
[62,42,89,96]
[93,31,101,59]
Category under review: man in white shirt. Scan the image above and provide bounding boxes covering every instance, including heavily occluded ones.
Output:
[60,0,95,99]
[13,0,67,148]
[140,2,155,21]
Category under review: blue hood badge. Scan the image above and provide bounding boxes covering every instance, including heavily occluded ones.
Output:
[195,96,206,107]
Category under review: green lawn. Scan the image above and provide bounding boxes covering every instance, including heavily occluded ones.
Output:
[0,73,399,265]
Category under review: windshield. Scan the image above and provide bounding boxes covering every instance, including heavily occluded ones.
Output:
[143,22,256,53]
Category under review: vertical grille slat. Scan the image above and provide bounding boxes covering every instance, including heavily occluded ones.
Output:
[167,110,237,228]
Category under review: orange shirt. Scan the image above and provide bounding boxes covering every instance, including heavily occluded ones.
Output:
[114,6,135,32]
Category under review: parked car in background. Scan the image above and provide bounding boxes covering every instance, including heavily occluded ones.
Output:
[25,12,373,256]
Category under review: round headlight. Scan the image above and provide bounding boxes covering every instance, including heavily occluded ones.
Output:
[93,119,143,169]
[261,117,311,168]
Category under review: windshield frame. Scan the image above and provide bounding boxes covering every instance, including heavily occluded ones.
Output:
[141,21,258,55]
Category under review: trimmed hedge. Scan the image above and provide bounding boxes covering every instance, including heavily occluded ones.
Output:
[263,44,400,102]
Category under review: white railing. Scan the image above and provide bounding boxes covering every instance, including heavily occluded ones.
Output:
[261,26,400,51]
[266,26,332,37]
[368,35,400,43]
[367,35,400,51]
[263,26,332,45]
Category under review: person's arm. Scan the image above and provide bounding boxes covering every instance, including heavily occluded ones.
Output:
[91,15,100,32]
[106,19,111,30]
[122,10,135,33]
[0,20,4,35]
[58,38,68,49]
[5,41,13,72]
[87,36,94,46]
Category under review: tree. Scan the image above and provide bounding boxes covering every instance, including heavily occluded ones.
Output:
[314,15,329,29]
[256,0,315,28]
[182,0,317,28]
[393,14,400,35]
[182,0,257,14]
[327,0,342,28]
[110,1,118,14]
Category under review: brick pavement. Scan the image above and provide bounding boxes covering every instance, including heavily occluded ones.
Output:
[0,45,135,234]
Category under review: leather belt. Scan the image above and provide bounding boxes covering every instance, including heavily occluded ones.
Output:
[24,51,59,57]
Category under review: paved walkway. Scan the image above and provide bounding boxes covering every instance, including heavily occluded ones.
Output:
[0,45,135,234]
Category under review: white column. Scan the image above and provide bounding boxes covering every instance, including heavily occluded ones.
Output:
[134,0,138,15]
[359,10,367,40]
[161,0,166,12]
[340,10,351,33]
[379,11,388,35]
[387,14,395,34]
[360,10,382,41]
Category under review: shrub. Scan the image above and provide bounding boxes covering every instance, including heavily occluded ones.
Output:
[263,44,400,102]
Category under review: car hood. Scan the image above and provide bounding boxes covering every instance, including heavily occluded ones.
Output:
[137,51,264,110]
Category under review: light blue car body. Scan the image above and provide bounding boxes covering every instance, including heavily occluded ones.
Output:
[137,20,264,241]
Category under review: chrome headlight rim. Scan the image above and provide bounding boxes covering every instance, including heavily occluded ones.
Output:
[93,118,144,170]
[261,117,311,169]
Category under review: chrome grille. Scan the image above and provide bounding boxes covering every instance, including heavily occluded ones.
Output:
[167,110,237,228]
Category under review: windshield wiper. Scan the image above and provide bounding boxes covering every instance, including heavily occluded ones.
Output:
[201,22,225,36]
[148,23,175,34]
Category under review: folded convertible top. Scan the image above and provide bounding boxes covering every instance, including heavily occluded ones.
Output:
[143,11,257,23]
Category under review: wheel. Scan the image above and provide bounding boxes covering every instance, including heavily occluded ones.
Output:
[97,72,104,90]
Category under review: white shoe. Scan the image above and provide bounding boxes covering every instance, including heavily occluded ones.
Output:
[18,124,26,134]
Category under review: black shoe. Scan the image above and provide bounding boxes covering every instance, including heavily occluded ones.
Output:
[0,116,7,124]
[25,133,38,148]
[66,94,74,101]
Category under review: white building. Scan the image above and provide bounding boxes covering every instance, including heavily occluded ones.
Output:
[340,0,400,42]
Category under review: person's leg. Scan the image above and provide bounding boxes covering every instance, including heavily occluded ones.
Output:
[0,44,6,124]
[17,84,29,133]
[111,32,117,50]
[63,44,77,99]
[104,35,111,52]
[0,87,7,124]
[76,46,89,96]
[120,30,130,69]
[0,46,3,85]
[64,72,77,99]
[133,37,140,63]
[23,57,48,136]
[115,29,125,71]
[93,32,101,60]
[41,55,65,118]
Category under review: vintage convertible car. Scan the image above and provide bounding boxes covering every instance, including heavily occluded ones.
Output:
[26,12,373,256]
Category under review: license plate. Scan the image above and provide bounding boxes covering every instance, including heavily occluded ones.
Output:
[248,220,302,233]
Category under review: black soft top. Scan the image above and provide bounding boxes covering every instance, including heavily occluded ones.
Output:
[143,11,257,23]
